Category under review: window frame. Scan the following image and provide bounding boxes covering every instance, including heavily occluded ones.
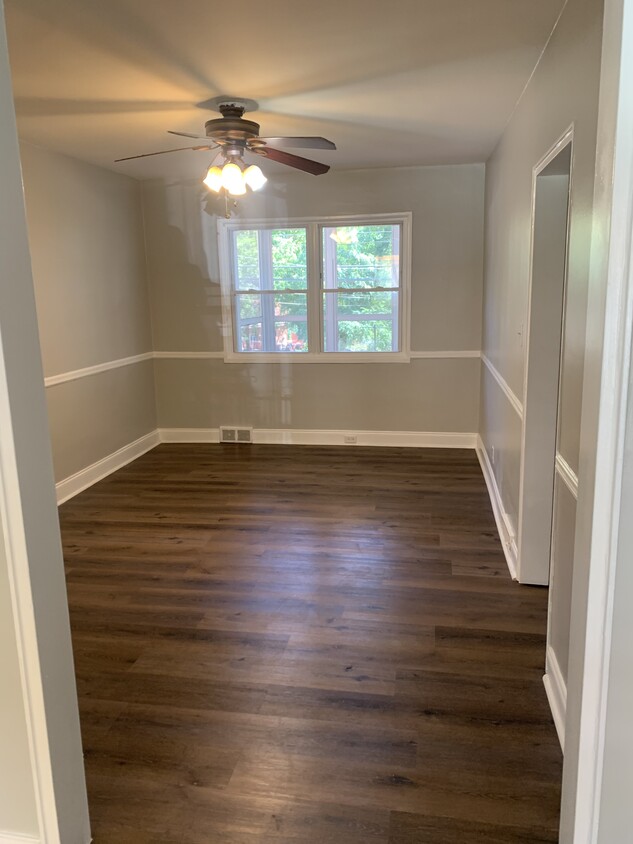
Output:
[217,213,412,363]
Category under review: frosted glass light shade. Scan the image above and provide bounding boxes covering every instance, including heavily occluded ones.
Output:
[221,162,246,195]
[203,165,223,192]
[243,164,267,191]
[329,227,357,245]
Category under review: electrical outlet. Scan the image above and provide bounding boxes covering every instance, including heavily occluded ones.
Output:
[344,435,358,445]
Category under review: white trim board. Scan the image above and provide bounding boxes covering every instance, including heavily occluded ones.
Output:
[153,351,224,360]
[409,350,481,359]
[481,354,524,419]
[475,435,519,580]
[0,833,40,844]
[44,351,153,388]
[159,428,477,448]
[43,349,481,386]
[156,350,479,360]
[155,350,480,365]
[55,431,159,505]
[544,644,567,752]
[555,452,579,499]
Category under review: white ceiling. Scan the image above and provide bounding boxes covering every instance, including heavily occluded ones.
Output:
[5,0,564,181]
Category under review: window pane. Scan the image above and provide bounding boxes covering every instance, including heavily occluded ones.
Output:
[239,322,263,352]
[234,230,260,290]
[323,291,399,353]
[334,290,396,315]
[275,320,308,352]
[333,320,394,352]
[274,293,308,352]
[272,228,307,290]
[275,292,307,320]
[322,224,400,289]
[236,293,262,321]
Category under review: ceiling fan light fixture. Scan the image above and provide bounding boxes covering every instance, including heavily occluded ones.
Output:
[243,164,267,191]
[330,227,357,245]
[203,165,223,192]
[221,161,246,195]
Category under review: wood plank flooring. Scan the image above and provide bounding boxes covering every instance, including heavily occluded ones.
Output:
[59,444,562,843]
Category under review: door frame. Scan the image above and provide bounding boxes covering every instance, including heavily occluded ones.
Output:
[517,125,575,585]
[560,0,633,839]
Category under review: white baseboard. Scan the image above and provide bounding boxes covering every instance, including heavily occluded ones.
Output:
[158,427,478,448]
[544,644,567,752]
[55,430,160,504]
[0,833,40,844]
[55,427,480,504]
[475,435,518,580]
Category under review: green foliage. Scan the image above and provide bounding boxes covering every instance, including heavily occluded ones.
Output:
[327,226,398,288]
[272,229,307,289]
[335,320,392,352]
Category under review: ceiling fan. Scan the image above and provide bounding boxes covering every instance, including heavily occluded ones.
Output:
[115,98,336,196]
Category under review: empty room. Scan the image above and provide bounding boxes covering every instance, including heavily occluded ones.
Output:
[1,0,633,843]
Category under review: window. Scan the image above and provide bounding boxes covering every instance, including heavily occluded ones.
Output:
[218,214,411,361]
[233,227,309,353]
[322,225,400,353]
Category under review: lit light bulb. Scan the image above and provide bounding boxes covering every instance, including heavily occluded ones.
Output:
[243,164,267,191]
[221,162,246,195]
[203,165,223,192]
[330,227,357,245]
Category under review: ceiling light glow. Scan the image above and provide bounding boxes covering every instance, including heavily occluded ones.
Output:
[220,162,246,195]
[243,164,267,191]
[203,165,223,193]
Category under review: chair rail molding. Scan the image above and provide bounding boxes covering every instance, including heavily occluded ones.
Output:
[555,452,580,499]
[481,354,524,419]
[43,350,483,387]
[44,352,153,388]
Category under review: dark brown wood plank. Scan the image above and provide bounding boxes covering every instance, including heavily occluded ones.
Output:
[59,443,562,842]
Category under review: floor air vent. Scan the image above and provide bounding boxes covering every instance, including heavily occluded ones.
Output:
[220,426,253,444]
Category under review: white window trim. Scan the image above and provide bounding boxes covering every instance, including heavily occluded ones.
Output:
[217,213,412,363]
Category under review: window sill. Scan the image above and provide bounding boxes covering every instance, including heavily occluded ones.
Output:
[222,351,411,364]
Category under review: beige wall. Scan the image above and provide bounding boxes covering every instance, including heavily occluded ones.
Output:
[47,360,157,481]
[155,357,481,433]
[19,143,157,483]
[144,164,485,433]
[480,0,603,686]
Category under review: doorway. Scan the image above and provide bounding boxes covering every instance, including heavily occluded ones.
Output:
[517,134,573,586]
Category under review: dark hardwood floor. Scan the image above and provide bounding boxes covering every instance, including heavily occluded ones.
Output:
[59,444,562,843]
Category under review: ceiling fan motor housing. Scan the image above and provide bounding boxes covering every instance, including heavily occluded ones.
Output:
[204,102,261,144]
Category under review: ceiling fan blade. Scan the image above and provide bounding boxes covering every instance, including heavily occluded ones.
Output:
[168,129,213,140]
[255,136,336,151]
[115,144,216,162]
[251,146,330,175]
